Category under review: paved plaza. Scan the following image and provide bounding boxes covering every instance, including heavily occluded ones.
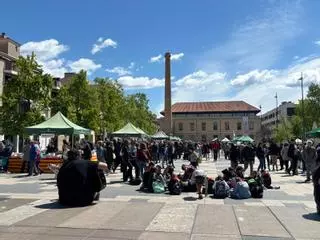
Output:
[0,157,319,240]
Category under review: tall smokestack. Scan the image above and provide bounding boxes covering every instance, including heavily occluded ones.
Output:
[164,52,172,134]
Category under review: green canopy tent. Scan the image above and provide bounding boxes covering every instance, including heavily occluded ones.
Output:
[152,130,169,140]
[306,128,320,137]
[25,111,91,135]
[238,135,254,143]
[112,122,148,137]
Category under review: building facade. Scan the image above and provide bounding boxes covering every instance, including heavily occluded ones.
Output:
[160,101,261,141]
[0,33,20,107]
[261,101,296,132]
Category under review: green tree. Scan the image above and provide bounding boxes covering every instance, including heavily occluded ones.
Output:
[273,119,293,143]
[124,93,157,134]
[51,71,99,132]
[0,54,52,136]
[94,77,126,133]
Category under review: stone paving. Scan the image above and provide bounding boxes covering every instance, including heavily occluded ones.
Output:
[0,157,319,239]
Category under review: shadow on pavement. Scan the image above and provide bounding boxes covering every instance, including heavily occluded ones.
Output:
[183,196,198,201]
[35,200,95,209]
[302,212,320,222]
[11,174,29,178]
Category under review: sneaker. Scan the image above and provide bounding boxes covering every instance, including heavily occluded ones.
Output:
[304,179,311,183]
[198,194,203,200]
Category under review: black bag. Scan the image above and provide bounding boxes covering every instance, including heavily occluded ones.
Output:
[169,180,182,195]
[250,185,263,198]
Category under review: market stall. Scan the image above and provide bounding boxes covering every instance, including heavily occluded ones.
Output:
[8,112,95,173]
[152,130,169,140]
[112,122,148,138]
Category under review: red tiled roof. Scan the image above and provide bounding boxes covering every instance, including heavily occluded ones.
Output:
[162,101,260,114]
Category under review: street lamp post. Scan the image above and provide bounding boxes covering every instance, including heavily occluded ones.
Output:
[275,93,279,130]
[299,72,305,140]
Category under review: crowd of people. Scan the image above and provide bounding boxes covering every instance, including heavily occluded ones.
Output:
[1,136,319,213]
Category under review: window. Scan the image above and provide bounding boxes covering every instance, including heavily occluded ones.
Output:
[224,121,230,130]
[249,121,254,130]
[178,122,183,131]
[237,122,242,130]
[213,121,218,130]
[287,107,295,116]
[202,122,206,131]
[190,122,195,131]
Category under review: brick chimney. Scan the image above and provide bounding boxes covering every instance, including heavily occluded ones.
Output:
[164,52,172,134]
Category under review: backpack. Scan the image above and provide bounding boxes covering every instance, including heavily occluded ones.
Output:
[213,180,229,199]
[247,179,263,198]
[168,179,182,195]
[152,180,165,193]
[230,181,251,199]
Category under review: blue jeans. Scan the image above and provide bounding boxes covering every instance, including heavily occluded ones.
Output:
[258,157,266,171]
[137,161,146,179]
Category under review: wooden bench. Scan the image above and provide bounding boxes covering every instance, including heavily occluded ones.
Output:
[8,154,98,173]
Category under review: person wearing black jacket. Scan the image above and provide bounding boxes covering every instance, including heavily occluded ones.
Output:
[287,140,297,175]
[242,143,255,175]
[313,164,320,214]
[256,143,266,171]
[121,140,133,182]
[57,150,108,206]
[269,140,279,171]
[229,143,239,169]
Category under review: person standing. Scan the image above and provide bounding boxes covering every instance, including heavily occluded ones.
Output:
[137,143,150,178]
[21,140,30,173]
[256,143,266,171]
[269,140,279,171]
[229,143,239,169]
[242,143,255,175]
[287,139,297,175]
[280,143,291,171]
[29,141,40,176]
[212,140,219,162]
[312,164,320,215]
[302,140,317,183]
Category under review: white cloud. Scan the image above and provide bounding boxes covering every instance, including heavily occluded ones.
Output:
[230,69,277,86]
[68,58,101,75]
[117,76,164,89]
[21,39,69,61]
[91,38,117,54]
[314,41,320,46]
[200,2,303,72]
[172,70,228,102]
[171,53,184,61]
[149,54,162,63]
[21,39,70,77]
[106,66,131,76]
[229,57,320,113]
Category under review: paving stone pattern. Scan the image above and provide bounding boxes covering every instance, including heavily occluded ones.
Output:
[0,156,319,239]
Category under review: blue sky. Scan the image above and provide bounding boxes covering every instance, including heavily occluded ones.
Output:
[2,0,320,115]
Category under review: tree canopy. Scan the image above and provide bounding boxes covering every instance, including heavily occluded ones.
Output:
[273,83,320,142]
[0,55,158,137]
[0,54,52,136]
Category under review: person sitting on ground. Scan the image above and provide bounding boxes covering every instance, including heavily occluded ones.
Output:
[57,149,108,206]
[151,165,166,193]
[246,171,264,198]
[165,165,183,195]
[140,161,155,190]
[230,177,251,199]
[260,169,280,190]
[235,166,245,179]
[212,175,230,199]
[179,164,195,181]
